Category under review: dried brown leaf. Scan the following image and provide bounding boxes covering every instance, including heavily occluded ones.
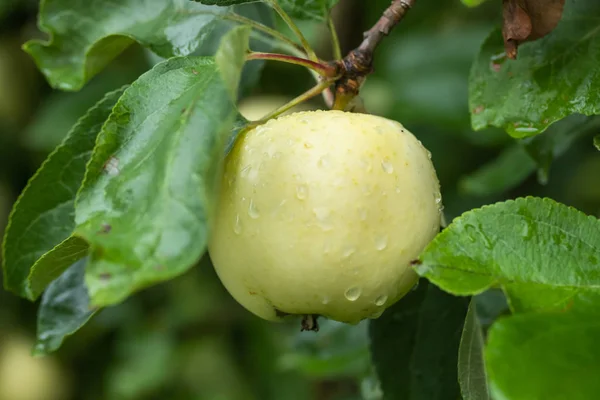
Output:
[502,0,565,59]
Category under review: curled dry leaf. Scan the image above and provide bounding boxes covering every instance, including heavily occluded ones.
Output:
[502,0,565,59]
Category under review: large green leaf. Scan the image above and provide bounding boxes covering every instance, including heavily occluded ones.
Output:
[460,115,600,196]
[194,0,339,20]
[2,88,125,300]
[416,197,600,313]
[458,301,490,400]
[369,280,469,400]
[486,311,600,400]
[215,25,251,100]
[469,0,600,138]
[34,257,96,355]
[74,56,236,307]
[24,0,231,90]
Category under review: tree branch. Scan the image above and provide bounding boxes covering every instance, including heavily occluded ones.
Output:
[332,0,415,111]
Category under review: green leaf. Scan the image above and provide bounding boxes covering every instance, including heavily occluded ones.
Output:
[461,0,487,6]
[33,257,96,356]
[195,0,339,21]
[486,311,600,400]
[460,115,600,196]
[458,301,490,400]
[216,25,251,100]
[369,280,469,400]
[2,88,125,300]
[194,0,260,5]
[75,56,235,307]
[594,135,600,150]
[24,0,230,90]
[279,320,370,379]
[523,115,600,184]
[459,143,536,197]
[469,0,600,138]
[416,197,600,313]
[278,0,340,20]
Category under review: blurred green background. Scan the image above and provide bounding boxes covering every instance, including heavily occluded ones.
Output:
[1,1,599,399]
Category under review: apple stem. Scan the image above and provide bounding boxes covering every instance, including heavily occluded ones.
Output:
[333,0,416,110]
[247,52,340,78]
[301,314,320,332]
[269,1,319,62]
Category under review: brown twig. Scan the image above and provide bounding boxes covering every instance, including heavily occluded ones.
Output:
[332,0,415,110]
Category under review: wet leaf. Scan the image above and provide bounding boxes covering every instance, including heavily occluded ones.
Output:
[2,88,124,300]
[486,311,600,400]
[75,57,236,307]
[34,258,96,355]
[370,280,469,400]
[416,197,600,314]
[458,301,490,400]
[470,0,600,137]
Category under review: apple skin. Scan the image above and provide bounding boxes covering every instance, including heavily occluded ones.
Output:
[209,110,442,324]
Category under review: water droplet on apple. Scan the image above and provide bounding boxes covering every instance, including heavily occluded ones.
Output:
[248,199,260,219]
[344,286,361,301]
[240,165,251,178]
[313,207,333,231]
[296,184,308,200]
[375,294,388,306]
[322,296,330,305]
[342,246,356,258]
[375,235,388,251]
[233,214,242,234]
[317,155,330,168]
[358,207,367,221]
[368,309,385,319]
[381,158,394,174]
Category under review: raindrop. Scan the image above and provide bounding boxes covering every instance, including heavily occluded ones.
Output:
[375,235,388,251]
[296,184,308,200]
[395,186,401,194]
[342,246,356,258]
[427,150,432,160]
[317,155,330,168]
[359,158,373,172]
[411,280,420,291]
[322,296,330,305]
[381,158,394,174]
[233,214,242,234]
[375,294,388,306]
[344,287,361,301]
[368,309,385,319]
[358,207,368,221]
[248,199,260,219]
[314,207,333,231]
[240,164,251,178]
[272,152,282,159]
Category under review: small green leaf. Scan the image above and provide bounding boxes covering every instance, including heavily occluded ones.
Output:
[459,143,536,197]
[460,115,600,196]
[2,88,125,300]
[594,135,600,150]
[75,56,235,307]
[194,0,260,5]
[469,0,600,138]
[461,0,488,6]
[34,257,96,356]
[216,25,251,101]
[523,115,600,184]
[277,0,340,20]
[369,280,469,400]
[486,311,600,400]
[458,301,490,400]
[279,320,370,379]
[416,197,600,313]
[24,0,230,90]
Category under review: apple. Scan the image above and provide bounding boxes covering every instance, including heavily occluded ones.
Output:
[0,334,70,400]
[209,110,442,325]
